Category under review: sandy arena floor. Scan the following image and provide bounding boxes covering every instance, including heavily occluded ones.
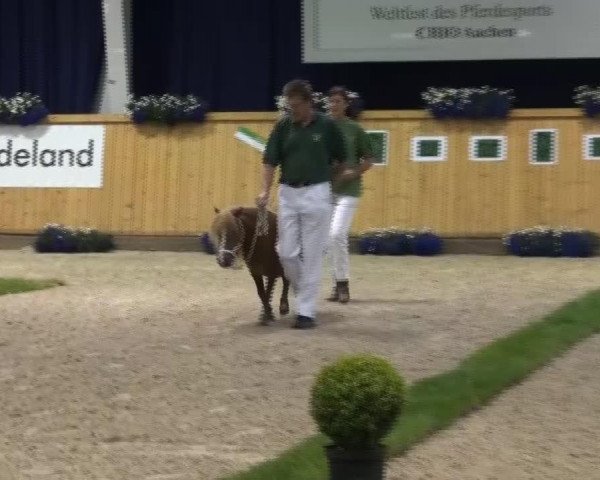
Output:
[387,334,600,480]
[0,250,599,480]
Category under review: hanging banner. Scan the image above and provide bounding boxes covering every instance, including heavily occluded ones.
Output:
[302,0,600,63]
[0,125,105,188]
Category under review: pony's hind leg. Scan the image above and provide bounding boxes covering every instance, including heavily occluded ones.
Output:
[279,277,290,316]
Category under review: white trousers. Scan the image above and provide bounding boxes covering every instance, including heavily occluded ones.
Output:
[277,182,332,318]
[328,195,359,281]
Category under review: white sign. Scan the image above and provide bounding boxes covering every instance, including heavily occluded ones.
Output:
[0,125,105,188]
[303,0,600,63]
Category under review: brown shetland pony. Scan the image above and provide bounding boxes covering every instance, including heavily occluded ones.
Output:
[210,206,290,325]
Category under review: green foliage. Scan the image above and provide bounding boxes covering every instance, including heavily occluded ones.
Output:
[225,290,600,480]
[0,278,63,296]
[310,355,405,450]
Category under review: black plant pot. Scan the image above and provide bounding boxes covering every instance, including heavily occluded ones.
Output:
[325,444,386,480]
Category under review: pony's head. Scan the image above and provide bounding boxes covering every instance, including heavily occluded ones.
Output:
[210,206,245,268]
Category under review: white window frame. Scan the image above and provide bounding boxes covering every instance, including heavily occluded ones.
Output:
[469,135,507,162]
[583,134,600,160]
[411,136,448,162]
[365,130,389,166]
[529,129,558,165]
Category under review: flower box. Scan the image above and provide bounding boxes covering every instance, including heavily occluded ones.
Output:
[422,86,514,119]
[199,232,215,255]
[275,90,363,119]
[573,86,600,117]
[0,93,48,126]
[34,224,115,253]
[504,226,599,257]
[358,228,443,256]
[126,94,208,125]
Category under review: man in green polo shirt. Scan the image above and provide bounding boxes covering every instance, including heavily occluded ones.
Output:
[256,79,347,329]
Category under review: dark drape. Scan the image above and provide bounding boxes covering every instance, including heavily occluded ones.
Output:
[132,0,600,111]
[0,0,104,113]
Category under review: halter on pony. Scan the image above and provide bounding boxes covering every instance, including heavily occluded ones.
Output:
[216,207,269,268]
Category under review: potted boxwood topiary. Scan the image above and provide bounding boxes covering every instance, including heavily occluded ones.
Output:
[310,355,405,480]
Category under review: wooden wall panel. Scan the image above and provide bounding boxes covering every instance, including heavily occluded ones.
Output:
[1,109,599,237]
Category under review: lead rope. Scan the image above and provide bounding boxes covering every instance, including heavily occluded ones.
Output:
[244,206,269,264]
[230,220,246,270]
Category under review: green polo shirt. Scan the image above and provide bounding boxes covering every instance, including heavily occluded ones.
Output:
[263,112,346,185]
[333,118,374,197]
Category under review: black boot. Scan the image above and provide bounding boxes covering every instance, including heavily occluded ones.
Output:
[337,280,349,304]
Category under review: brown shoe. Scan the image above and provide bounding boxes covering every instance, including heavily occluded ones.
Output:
[337,280,349,304]
[326,284,339,302]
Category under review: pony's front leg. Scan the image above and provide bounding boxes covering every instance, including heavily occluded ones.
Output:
[264,276,277,323]
[251,273,274,325]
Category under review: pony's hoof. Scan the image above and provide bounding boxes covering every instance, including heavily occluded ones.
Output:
[259,313,275,326]
[279,303,290,316]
